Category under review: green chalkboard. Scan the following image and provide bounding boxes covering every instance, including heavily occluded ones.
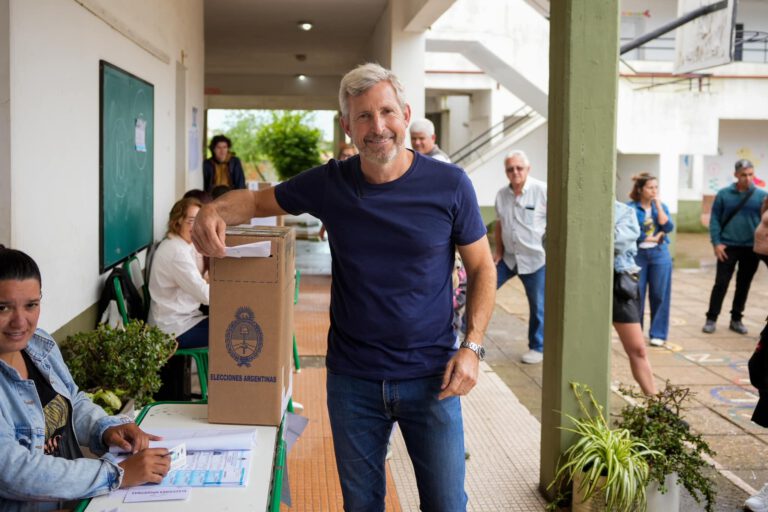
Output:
[100,61,154,272]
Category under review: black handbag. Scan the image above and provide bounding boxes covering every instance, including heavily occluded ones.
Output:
[614,271,639,301]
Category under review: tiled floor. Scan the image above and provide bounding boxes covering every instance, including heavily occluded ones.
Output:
[285,233,768,510]
[284,274,545,511]
[284,275,403,511]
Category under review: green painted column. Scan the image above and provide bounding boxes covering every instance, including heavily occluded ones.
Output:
[539,0,620,495]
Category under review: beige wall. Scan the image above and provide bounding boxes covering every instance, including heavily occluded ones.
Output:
[9,0,204,331]
[0,0,9,246]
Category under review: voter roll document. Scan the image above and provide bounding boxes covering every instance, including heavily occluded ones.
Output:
[112,428,257,488]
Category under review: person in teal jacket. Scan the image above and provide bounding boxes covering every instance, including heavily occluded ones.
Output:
[703,159,768,335]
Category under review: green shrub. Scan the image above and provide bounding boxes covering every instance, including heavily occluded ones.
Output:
[617,384,717,512]
[62,321,177,412]
[255,111,323,180]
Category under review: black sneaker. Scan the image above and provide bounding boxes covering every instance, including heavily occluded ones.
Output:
[702,320,716,334]
[729,320,748,335]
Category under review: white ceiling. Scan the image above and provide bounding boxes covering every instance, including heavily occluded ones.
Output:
[204,0,388,107]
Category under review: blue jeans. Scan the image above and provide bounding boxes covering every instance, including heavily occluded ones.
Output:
[636,246,672,340]
[177,317,208,348]
[497,260,545,352]
[327,371,467,512]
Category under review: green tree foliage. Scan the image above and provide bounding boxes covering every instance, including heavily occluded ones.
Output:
[219,110,267,165]
[256,111,323,180]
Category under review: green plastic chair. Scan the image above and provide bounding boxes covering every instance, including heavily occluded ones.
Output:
[268,416,288,512]
[112,276,129,326]
[174,347,209,401]
[293,269,301,372]
[123,255,149,316]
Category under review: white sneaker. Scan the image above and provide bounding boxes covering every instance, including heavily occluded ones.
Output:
[746,484,768,512]
[521,350,543,364]
[649,338,665,347]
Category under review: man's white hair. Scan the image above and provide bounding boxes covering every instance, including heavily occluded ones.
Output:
[338,63,407,120]
[409,118,435,136]
[504,150,530,166]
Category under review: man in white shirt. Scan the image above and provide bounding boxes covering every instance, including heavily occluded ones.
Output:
[410,118,450,162]
[494,150,547,364]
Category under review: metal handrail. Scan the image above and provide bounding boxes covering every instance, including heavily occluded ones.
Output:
[450,106,535,165]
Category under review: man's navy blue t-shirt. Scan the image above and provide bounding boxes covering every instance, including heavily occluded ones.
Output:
[274,151,487,380]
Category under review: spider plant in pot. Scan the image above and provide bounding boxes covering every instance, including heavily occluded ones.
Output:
[616,383,717,512]
[547,382,663,512]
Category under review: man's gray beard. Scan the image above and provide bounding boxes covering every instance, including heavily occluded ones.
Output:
[360,142,402,165]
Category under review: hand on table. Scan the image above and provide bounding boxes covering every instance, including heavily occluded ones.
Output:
[103,423,161,454]
[118,448,171,487]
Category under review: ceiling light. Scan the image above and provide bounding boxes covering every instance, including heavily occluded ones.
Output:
[298,22,313,31]
[297,74,307,81]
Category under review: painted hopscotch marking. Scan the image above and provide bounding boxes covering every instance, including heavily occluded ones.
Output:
[677,351,729,365]
[728,406,758,426]
[664,342,684,353]
[711,386,759,406]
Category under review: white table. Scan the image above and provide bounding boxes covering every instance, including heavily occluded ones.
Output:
[84,402,279,511]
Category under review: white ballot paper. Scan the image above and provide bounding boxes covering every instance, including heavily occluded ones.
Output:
[110,427,258,454]
[225,241,271,258]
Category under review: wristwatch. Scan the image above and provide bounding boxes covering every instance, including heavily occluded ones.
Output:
[460,340,486,361]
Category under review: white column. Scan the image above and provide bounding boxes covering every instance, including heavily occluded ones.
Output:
[391,0,426,120]
[366,0,427,121]
[659,151,680,214]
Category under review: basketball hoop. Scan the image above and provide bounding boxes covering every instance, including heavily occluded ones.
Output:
[674,0,736,74]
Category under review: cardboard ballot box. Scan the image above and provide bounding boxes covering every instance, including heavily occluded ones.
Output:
[208,226,295,426]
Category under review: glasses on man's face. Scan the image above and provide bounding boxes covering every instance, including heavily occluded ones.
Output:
[506,166,527,173]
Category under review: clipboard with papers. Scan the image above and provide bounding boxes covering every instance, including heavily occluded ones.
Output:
[111,427,259,488]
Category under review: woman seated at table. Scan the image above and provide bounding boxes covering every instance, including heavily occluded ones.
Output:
[0,246,170,510]
[148,197,209,348]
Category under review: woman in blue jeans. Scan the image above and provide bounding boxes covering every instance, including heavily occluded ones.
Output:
[628,173,675,346]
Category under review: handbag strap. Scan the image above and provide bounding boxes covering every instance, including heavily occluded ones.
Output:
[720,186,756,232]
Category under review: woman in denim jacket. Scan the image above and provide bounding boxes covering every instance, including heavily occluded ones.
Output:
[614,201,657,396]
[0,247,170,511]
[628,173,675,347]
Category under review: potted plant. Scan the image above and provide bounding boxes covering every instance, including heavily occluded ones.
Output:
[616,383,717,512]
[61,320,177,414]
[548,382,662,512]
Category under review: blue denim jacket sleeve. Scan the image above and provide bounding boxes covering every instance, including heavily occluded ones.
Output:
[658,202,674,234]
[614,201,641,273]
[630,201,674,243]
[0,332,126,505]
[615,202,641,255]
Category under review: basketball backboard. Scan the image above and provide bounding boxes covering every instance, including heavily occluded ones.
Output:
[674,0,736,74]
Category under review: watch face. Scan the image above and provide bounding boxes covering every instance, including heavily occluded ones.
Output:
[478,346,486,360]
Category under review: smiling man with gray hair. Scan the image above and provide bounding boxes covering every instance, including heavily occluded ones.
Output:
[193,62,496,511]
[494,149,547,364]
[409,117,450,162]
